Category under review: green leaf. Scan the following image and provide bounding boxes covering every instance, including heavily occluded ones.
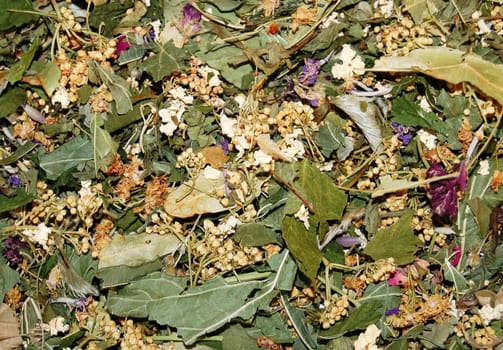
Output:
[98,232,182,269]
[0,87,26,118]
[30,60,61,97]
[421,322,454,349]
[233,223,280,246]
[280,292,317,349]
[247,312,294,344]
[282,216,322,281]
[443,258,469,293]
[222,324,258,350]
[391,95,450,136]
[372,47,503,107]
[38,135,94,181]
[0,0,37,31]
[108,251,292,345]
[363,211,423,265]
[0,142,37,166]
[319,301,384,339]
[0,263,20,300]
[106,272,189,318]
[96,260,163,288]
[402,0,442,23]
[358,282,402,305]
[143,42,185,82]
[293,159,347,223]
[90,113,118,176]
[0,189,36,214]
[7,36,40,84]
[90,61,132,114]
[315,113,348,158]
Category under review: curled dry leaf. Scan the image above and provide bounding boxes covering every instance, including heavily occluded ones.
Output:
[164,171,234,218]
[0,303,23,350]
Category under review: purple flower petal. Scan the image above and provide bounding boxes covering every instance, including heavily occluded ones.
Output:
[182,3,202,36]
[335,235,362,247]
[385,306,400,316]
[298,58,322,86]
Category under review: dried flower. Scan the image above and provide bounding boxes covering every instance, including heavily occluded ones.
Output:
[331,44,365,81]
[450,245,462,267]
[182,3,202,37]
[354,324,382,350]
[2,236,27,265]
[335,235,362,247]
[426,162,467,218]
[391,121,415,145]
[298,58,322,85]
[8,175,21,188]
[115,35,130,58]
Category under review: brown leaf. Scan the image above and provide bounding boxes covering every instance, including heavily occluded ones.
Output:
[0,303,23,349]
[201,146,229,169]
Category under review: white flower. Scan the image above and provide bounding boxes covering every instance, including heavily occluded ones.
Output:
[218,215,242,234]
[374,0,394,18]
[220,113,237,138]
[478,160,490,175]
[23,223,51,250]
[234,94,246,108]
[354,324,382,350]
[158,100,186,137]
[51,87,71,109]
[198,65,221,87]
[203,165,222,180]
[419,96,432,112]
[280,129,306,159]
[252,150,273,166]
[43,316,69,336]
[479,304,503,325]
[169,86,193,104]
[159,24,185,47]
[150,20,162,41]
[294,205,310,230]
[417,129,437,150]
[331,44,365,81]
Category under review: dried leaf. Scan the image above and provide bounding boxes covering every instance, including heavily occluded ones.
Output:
[372,47,503,106]
[90,60,132,114]
[256,134,294,162]
[98,232,182,269]
[332,95,384,152]
[164,172,234,218]
[201,146,229,169]
[0,304,23,349]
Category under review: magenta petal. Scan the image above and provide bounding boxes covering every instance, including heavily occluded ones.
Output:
[387,270,408,286]
[450,246,462,267]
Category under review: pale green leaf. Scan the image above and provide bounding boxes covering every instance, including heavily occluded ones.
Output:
[332,95,384,152]
[0,189,36,214]
[30,60,61,97]
[443,258,469,293]
[372,47,503,106]
[106,272,189,318]
[98,232,182,269]
[38,135,94,180]
[107,251,292,345]
[90,113,118,176]
[143,42,185,82]
[90,60,132,114]
[363,211,423,265]
[402,0,441,24]
[280,292,317,349]
[0,263,20,300]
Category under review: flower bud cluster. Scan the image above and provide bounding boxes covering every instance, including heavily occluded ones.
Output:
[319,295,350,329]
[374,17,435,55]
[361,258,396,284]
